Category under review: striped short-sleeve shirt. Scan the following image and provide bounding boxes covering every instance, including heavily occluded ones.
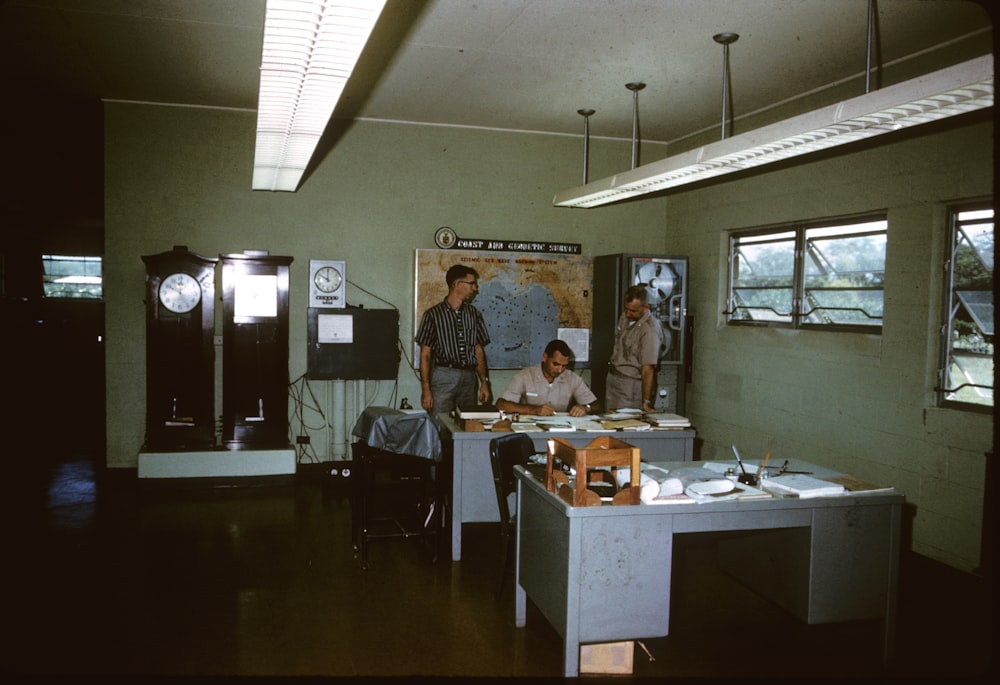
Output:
[415,299,490,367]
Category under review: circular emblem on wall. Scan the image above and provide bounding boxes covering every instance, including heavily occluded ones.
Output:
[434,226,457,249]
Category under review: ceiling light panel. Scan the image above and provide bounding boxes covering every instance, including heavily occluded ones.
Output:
[253,0,387,192]
[553,55,993,208]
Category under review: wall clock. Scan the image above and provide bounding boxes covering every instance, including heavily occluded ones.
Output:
[309,259,346,308]
[314,265,342,293]
[220,251,294,450]
[141,246,218,451]
[158,272,202,313]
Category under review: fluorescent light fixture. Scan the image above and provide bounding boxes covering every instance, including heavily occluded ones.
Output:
[252,0,387,192]
[554,55,993,208]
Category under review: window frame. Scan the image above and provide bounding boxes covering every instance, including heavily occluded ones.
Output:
[937,201,993,413]
[726,213,888,334]
[41,254,104,300]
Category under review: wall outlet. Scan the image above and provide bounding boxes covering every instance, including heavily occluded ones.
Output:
[324,460,354,505]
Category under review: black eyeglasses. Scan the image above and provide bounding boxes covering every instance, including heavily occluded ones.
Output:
[458,279,478,286]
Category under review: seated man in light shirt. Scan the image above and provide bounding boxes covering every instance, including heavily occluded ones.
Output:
[496,339,600,418]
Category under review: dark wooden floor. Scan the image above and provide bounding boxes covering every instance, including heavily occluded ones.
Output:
[3,455,994,681]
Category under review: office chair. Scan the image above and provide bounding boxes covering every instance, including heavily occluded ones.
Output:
[489,432,540,599]
[352,441,440,571]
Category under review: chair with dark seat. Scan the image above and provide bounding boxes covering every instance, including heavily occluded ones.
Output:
[349,407,443,571]
[351,441,440,571]
[489,432,541,599]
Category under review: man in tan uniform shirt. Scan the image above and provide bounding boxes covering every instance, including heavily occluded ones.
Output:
[606,285,663,411]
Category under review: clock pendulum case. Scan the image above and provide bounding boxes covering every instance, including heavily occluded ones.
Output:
[219,251,294,450]
[141,247,218,451]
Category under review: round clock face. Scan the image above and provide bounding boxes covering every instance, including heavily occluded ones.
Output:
[158,272,202,313]
[314,266,343,293]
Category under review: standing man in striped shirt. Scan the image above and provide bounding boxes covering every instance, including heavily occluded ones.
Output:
[416,264,492,417]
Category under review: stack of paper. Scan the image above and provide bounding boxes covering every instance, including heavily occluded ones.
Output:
[455,404,502,420]
[600,418,652,431]
[731,484,773,500]
[536,418,575,432]
[510,422,543,432]
[819,473,894,494]
[570,418,614,432]
[645,492,695,505]
[760,473,846,499]
[644,412,691,428]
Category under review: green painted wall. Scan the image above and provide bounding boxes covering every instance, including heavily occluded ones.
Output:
[105,102,992,572]
[661,118,993,572]
[104,102,666,466]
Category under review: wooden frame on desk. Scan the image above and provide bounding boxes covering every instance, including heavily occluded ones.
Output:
[546,435,641,506]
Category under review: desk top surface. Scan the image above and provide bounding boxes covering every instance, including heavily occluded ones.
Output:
[516,458,904,516]
[437,413,695,440]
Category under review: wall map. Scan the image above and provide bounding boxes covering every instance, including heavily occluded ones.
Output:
[415,249,593,370]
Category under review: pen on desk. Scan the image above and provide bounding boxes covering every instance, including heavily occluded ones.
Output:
[757,451,771,480]
[731,445,748,475]
[775,458,811,474]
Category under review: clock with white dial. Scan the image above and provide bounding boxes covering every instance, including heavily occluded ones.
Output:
[141,247,218,451]
[309,259,346,308]
[158,272,202,313]
[313,265,343,293]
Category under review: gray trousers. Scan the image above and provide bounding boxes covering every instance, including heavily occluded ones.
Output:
[430,366,477,416]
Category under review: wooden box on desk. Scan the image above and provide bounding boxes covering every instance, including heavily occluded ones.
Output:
[546,436,640,506]
[461,418,511,432]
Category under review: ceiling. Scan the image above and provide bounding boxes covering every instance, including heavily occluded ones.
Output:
[0,0,993,151]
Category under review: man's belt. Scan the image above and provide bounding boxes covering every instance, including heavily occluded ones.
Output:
[609,366,640,380]
[435,361,477,370]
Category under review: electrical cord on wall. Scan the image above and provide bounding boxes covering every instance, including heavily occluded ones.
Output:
[288,373,326,463]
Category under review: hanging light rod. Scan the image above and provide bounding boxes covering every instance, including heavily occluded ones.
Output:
[553,55,992,209]
[713,32,739,140]
[577,108,596,183]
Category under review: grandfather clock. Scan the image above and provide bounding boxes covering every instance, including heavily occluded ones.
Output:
[141,246,218,451]
[220,251,293,450]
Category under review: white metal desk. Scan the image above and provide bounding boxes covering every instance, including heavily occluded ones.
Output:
[514,460,904,677]
[436,414,695,561]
